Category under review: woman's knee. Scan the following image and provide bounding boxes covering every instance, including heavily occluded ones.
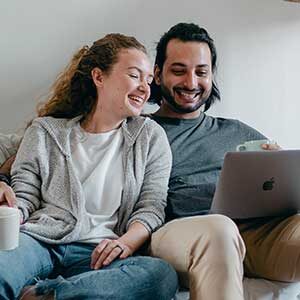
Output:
[0,256,19,299]
[0,234,52,299]
[130,256,178,300]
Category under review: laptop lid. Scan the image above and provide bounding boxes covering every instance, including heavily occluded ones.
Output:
[210,150,300,219]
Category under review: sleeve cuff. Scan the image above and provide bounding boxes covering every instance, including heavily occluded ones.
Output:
[0,173,11,186]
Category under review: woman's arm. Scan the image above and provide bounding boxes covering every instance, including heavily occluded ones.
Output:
[0,133,20,205]
[126,121,172,232]
[11,124,43,222]
[90,222,149,269]
[0,157,17,207]
[0,133,21,166]
[0,154,16,176]
[91,120,172,269]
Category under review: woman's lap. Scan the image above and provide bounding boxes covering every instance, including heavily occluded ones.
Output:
[0,233,54,299]
[0,235,178,300]
[37,256,178,300]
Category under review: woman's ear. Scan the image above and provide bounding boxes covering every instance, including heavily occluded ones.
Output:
[154,65,161,85]
[91,68,104,87]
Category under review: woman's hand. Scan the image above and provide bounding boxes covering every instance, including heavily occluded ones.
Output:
[0,181,16,207]
[90,222,150,269]
[0,182,23,224]
[90,239,133,270]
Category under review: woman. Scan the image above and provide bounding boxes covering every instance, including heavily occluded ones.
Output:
[0,33,177,299]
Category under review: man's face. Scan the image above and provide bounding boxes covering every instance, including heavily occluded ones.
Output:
[155,39,213,118]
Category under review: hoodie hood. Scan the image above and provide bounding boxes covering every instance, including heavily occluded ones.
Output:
[32,116,149,156]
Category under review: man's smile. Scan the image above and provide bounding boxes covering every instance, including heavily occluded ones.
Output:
[173,88,202,101]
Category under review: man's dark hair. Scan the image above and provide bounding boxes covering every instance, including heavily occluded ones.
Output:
[149,22,220,112]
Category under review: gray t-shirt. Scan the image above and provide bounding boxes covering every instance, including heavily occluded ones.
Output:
[152,113,265,221]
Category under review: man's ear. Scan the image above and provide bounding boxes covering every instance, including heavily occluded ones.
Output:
[91,67,104,87]
[154,65,161,85]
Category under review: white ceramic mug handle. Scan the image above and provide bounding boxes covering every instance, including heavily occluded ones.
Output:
[236,144,247,151]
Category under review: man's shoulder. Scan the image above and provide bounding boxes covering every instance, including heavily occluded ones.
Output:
[143,113,260,137]
[207,115,265,140]
[205,115,252,130]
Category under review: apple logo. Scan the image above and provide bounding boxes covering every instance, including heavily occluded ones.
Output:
[263,177,275,191]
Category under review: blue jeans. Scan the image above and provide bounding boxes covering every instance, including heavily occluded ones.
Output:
[0,233,178,300]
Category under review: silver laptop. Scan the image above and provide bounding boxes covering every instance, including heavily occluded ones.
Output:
[210,150,300,219]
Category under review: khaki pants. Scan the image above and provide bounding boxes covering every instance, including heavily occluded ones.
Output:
[150,214,300,300]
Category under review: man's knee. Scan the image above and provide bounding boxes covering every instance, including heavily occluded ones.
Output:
[154,214,242,247]
[150,215,245,269]
[204,215,241,243]
[190,215,246,260]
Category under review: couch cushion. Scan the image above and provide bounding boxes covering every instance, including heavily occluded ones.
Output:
[174,278,300,300]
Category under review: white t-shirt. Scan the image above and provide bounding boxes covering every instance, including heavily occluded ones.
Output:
[71,123,124,244]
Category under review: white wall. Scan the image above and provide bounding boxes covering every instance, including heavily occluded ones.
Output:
[1,0,300,148]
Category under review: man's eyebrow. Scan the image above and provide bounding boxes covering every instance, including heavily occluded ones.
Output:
[170,63,186,67]
[197,64,210,68]
[170,63,209,68]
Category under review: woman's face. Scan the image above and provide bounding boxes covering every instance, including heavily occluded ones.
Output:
[94,48,153,120]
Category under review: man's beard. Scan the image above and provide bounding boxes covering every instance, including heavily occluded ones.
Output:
[160,82,208,114]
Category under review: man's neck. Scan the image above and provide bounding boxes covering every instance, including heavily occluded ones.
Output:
[154,105,201,120]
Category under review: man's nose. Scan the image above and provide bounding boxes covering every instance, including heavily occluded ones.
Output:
[183,73,198,90]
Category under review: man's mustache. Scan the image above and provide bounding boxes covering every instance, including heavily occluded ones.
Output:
[173,87,203,97]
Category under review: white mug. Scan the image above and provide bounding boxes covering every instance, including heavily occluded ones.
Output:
[0,206,20,251]
[236,139,276,152]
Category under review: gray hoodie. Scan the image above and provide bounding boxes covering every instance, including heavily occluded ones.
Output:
[11,116,172,244]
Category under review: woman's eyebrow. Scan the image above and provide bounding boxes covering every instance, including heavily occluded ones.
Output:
[127,66,142,72]
[127,66,154,79]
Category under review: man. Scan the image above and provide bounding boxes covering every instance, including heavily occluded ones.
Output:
[147,23,300,300]
[1,23,300,300]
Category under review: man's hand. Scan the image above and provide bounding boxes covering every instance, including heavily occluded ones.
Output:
[90,239,133,270]
[0,154,16,175]
[0,181,16,207]
[261,142,281,151]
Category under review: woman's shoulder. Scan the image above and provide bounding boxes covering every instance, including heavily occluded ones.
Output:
[25,116,81,147]
[31,116,80,128]
[127,116,166,136]
[28,116,81,139]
